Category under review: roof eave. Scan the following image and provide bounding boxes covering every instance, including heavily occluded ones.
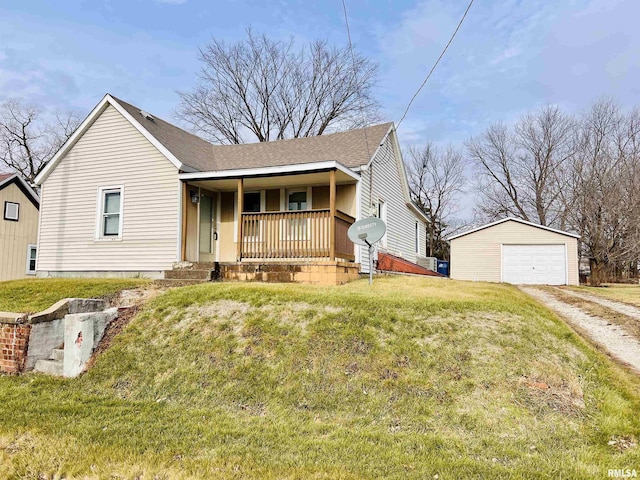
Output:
[447,217,581,241]
[178,160,360,181]
[35,94,187,185]
[0,173,40,208]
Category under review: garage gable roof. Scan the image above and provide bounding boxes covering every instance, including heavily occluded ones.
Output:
[447,217,580,241]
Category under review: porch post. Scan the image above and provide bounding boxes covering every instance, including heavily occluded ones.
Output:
[181,181,188,261]
[237,178,244,261]
[329,169,336,261]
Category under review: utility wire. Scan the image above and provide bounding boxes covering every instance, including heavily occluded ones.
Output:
[396,0,475,130]
[341,0,372,165]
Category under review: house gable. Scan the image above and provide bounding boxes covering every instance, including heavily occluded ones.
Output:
[0,174,39,209]
[35,94,185,186]
[37,103,181,274]
[448,217,580,241]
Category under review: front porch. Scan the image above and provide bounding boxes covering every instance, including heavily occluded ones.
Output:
[176,165,360,284]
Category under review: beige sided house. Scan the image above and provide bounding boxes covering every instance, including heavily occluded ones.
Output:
[448,217,579,286]
[0,173,39,281]
[34,94,429,284]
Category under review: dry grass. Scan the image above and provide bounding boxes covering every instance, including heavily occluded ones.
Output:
[569,283,640,307]
[551,287,640,340]
[0,276,639,478]
[0,278,150,313]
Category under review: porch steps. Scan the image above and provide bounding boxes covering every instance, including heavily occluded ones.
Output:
[157,262,219,287]
[155,278,212,287]
[164,269,213,280]
[34,348,65,376]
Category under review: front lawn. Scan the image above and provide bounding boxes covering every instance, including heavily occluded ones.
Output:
[569,283,640,307]
[1,277,639,478]
[0,278,150,313]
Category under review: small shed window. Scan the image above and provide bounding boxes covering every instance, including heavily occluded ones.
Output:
[97,186,123,239]
[26,244,36,275]
[4,201,19,221]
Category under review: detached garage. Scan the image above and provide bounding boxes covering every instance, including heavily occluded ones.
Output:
[448,217,579,285]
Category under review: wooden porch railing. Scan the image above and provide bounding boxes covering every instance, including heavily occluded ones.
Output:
[241,209,355,261]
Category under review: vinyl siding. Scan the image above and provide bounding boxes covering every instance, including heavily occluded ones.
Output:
[38,105,180,273]
[450,220,579,285]
[359,130,427,272]
[0,183,38,280]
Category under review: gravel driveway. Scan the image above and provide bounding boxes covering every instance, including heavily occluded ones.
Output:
[558,288,640,320]
[521,286,640,373]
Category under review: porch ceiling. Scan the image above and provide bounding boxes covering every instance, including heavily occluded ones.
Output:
[187,170,356,191]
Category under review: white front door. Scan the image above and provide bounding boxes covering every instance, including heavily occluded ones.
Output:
[502,244,566,285]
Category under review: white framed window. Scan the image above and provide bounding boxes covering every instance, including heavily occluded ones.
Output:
[4,201,19,221]
[415,221,420,254]
[287,189,308,239]
[242,191,264,239]
[96,186,124,239]
[26,244,37,275]
[287,190,308,211]
[243,191,262,213]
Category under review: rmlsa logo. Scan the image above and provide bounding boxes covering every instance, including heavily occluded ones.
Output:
[608,469,638,478]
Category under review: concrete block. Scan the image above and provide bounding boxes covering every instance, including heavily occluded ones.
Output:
[62,309,117,378]
[69,299,106,314]
[63,313,95,378]
[28,299,70,324]
[92,308,118,346]
[24,319,64,371]
[34,359,63,376]
[51,348,64,361]
[28,298,105,325]
[0,312,28,324]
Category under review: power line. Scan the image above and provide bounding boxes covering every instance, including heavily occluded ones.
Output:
[396,0,475,130]
[341,0,372,165]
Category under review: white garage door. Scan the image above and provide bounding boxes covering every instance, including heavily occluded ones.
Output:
[502,244,566,285]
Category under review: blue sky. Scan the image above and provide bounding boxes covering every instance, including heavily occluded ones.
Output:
[1,0,639,149]
[0,0,640,145]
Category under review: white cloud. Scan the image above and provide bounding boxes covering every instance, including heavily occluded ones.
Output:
[374,0,640,150]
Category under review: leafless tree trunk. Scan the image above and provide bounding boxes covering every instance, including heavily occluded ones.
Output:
[567,100,640,286]
[0,100,80,183]
[467,106,575,227]
[177,29,380,144]
[407,143,466,259]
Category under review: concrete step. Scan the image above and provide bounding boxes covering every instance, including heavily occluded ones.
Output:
[173,262,217,270]
[51,348,64,362]
[155,279,210,288]
[34,359,63,376]
[164,269,212,280]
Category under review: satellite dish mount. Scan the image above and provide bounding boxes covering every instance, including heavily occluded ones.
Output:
[348,217,387,285]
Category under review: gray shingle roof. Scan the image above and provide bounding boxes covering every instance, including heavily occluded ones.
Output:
[111,95,392,173]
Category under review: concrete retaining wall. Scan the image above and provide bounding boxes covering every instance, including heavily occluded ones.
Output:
[0,298,112,375]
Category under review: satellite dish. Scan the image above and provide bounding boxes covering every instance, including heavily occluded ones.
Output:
[348,217,386,246]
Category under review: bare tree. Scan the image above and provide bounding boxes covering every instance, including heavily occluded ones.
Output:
[467,106,575,227]
[0,100,80,183]
[407,143,466,258]
[566,100,640,285]
[177,29,380,144]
